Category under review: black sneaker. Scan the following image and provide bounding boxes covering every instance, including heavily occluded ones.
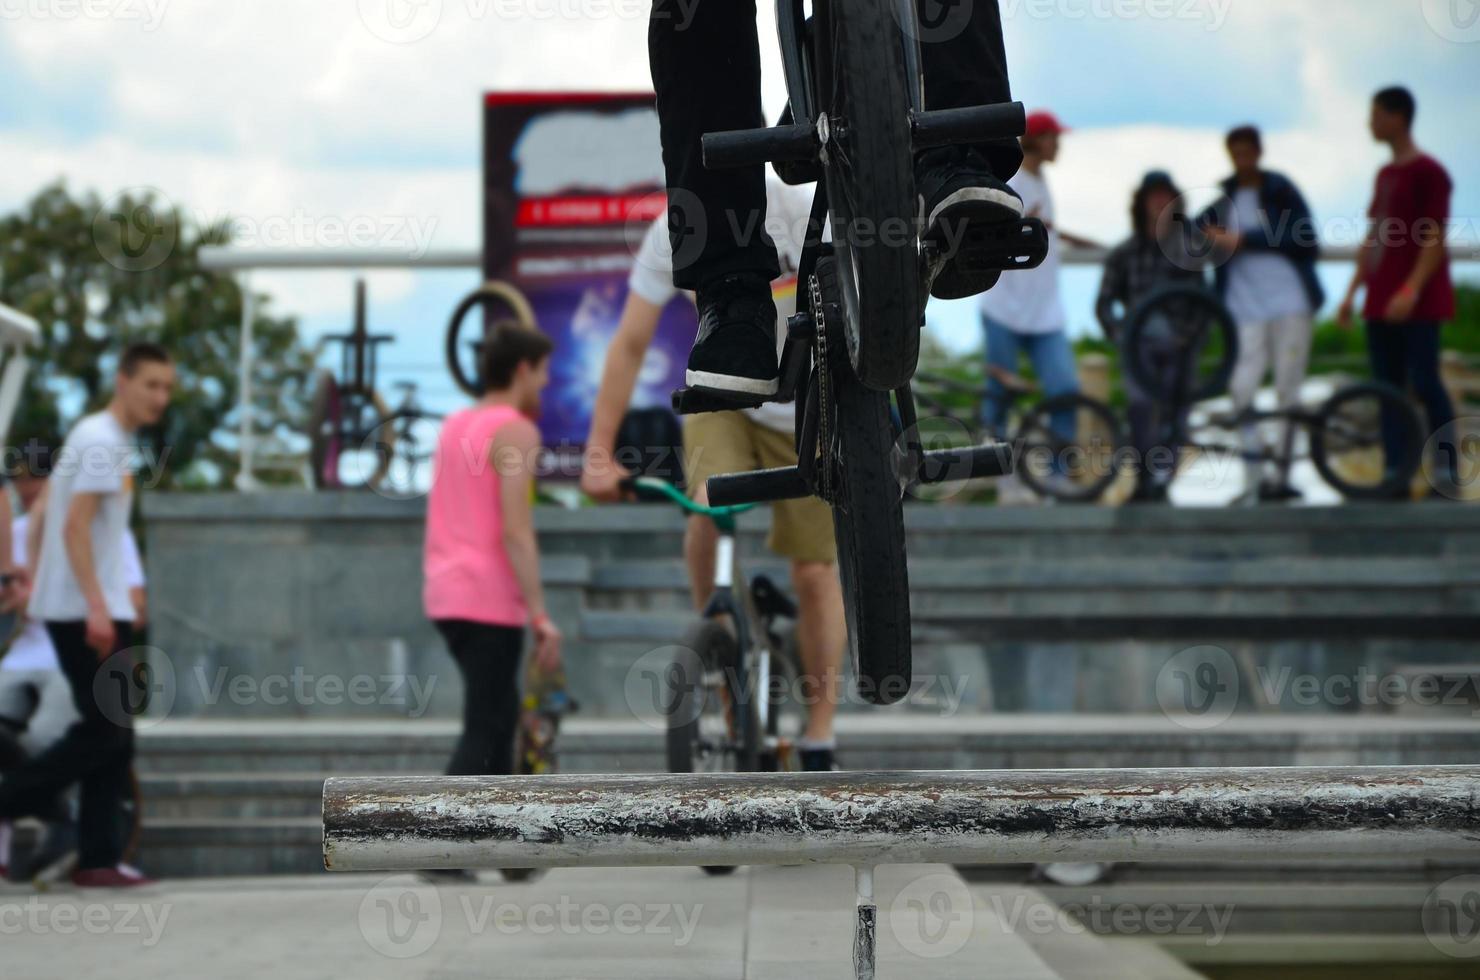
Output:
[799,747,840,773]
[1257,480,1303,504]
[917,147,1025,300]
[687,274,779,397]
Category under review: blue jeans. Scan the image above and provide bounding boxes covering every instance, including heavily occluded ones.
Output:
[982,316,1079,446]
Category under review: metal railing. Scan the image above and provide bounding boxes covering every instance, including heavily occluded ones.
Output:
[323,765,1480,980]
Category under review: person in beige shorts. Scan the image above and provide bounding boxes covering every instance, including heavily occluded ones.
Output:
[582,178,845,772]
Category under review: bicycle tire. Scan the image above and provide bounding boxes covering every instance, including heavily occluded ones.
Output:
[1015,394,1126,504]
[664,618,747,876]
[307,371,343,490]
[816,257,913,705]
[371,409,441,499]
[445,281,540,397]
[1122,286,1239,404]
[814,0,922,391]
[1311,381,1424,500]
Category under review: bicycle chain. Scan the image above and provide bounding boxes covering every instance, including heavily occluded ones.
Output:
[808,272,834,503]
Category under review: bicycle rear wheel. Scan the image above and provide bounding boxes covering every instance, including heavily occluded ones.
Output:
[814,0,922,392]
[1311,381,1424,500]
[815,258,912,705]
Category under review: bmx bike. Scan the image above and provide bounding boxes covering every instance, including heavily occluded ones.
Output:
[671,0,1049,704]
[913,367,1126,504]
[624,475,802,876]
[1125,287,1425,500]
[307,280,443,494]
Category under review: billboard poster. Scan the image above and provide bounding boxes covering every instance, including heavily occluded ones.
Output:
[484,92,696,477]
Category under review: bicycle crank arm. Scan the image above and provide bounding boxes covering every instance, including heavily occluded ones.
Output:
[912,102,1026,151]
[708,444,1014,507]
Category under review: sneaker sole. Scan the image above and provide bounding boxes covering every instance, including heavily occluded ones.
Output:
[924,189,1026,301]
[685,369,779,397]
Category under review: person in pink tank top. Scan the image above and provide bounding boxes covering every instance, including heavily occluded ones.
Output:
[423,324,561,819]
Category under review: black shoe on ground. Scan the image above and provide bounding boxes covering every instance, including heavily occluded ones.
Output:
[686,274,779,397]
[799,747,840,773]
[1257,481,1303,504]
[917,147,1025,300]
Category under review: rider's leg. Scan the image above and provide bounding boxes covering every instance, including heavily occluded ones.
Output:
[650,0,781,395]
[916,1,1028,299]
[1026,330,1081,474]
[918,0,1020,179]
[790,560,844,745]
[680,412,760,606]
[755,418,843,766]
[981,315,1023,432]
[1271,313,1314,489]
[1228,317,1273,493]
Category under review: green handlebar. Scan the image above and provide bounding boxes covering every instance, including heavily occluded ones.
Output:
[628,476,755,521]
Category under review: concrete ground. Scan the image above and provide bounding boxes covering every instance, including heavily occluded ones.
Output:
[0,864,1202,980]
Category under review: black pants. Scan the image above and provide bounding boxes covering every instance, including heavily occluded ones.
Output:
[650,0,1018,290]
[1367,321,1459,486]
[434,620,524,776]
[0,621,134,870]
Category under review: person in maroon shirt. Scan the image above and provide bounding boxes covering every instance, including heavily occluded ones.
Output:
[1338,86,1458,497]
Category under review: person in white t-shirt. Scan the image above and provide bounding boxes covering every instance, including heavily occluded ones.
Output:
[1199,126,1324,503]
[0,342,174,889]
[582,178,847,772]
[979,112,1099,492]
[0,450,147,882]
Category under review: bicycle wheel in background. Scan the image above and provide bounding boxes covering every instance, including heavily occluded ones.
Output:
[814,258,913,705]
[1123,286,1239,405]
[664,618,746,878]
[1015,394,1126,503]
[813,0,922,391]
[1311,381,1425,500]
[372,410,443,499]
[445,281,539,397]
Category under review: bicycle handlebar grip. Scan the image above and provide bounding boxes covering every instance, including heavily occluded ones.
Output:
[912,102,1026,151]
[703,123,818,171]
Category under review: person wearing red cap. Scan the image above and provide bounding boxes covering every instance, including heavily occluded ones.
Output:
[980,110,1099,499]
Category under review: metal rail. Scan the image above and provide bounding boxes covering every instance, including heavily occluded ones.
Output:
[323,766,1480,871]
[324,765,1479,980]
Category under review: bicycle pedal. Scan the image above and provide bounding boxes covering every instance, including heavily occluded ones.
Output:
[948,218,1050,273]
[672,386,770,417]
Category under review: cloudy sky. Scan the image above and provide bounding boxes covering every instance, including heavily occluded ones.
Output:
[1,0,1477,400]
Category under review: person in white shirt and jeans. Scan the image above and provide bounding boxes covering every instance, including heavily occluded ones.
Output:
[0,343,173,888]
[979,111,1098,497]
[0,448,147,882]
[1199,126,1324,502]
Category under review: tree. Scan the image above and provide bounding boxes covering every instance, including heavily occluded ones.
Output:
[0,182,314,489]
